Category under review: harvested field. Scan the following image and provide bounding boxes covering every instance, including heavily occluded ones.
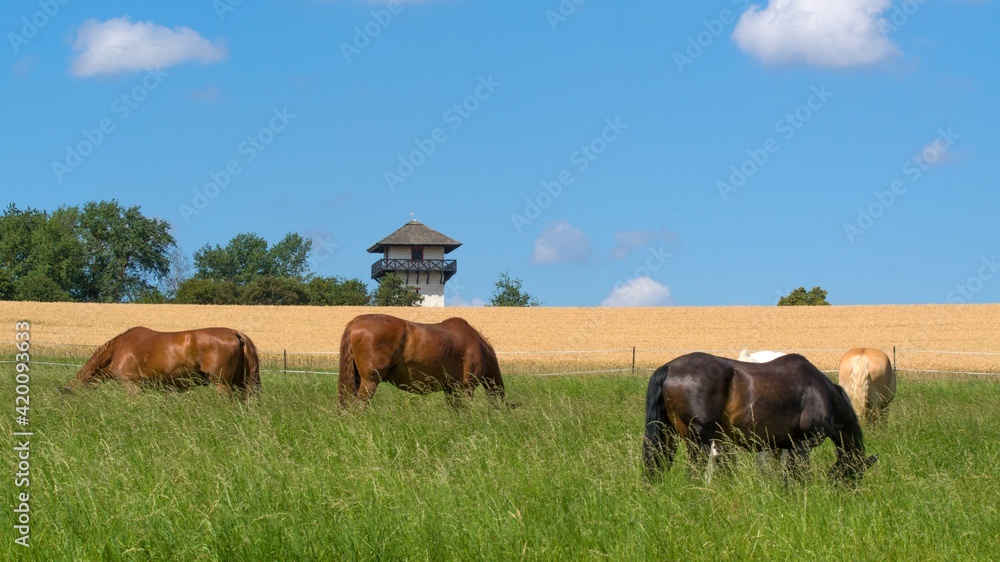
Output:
[2,302,999,372]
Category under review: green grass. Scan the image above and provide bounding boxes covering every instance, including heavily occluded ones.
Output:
[3,363,999,561]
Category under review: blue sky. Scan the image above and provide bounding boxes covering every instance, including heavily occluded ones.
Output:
[3,0,998,306]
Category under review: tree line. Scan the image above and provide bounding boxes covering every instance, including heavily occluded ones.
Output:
[1,201,540,307]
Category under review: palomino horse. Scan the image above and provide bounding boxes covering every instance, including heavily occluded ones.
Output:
[737,349,786,363]
[839,348,896,424]
[644,352,876,483]
[338,314,505,408]
[67,327,261,400]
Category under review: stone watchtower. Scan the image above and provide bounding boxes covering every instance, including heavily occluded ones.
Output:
[368,220,461,307]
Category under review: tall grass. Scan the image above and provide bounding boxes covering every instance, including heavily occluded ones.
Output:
[3,364,998,560]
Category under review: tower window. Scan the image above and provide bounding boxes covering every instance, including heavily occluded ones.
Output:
[411,247,423,260]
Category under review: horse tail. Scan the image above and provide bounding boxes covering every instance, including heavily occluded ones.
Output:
[845,354,870,421]
[643,364,676,480]
[338,320,359,407]
[235,331,261,399]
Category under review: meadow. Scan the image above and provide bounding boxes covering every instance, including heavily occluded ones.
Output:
[3,361,998,561]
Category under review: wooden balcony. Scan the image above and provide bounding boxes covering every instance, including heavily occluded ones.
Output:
[371,259,457,282]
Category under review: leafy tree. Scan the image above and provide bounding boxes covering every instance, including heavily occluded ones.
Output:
[194,233,270,285]
[0,201,172,302]
[17,270,72,302]
[307,276,372,306]
[0,204,83,300]
[778,286,830,306]
[194,232,312,285]
[242,276,309,305]
[488,271,540,307]
[75,200,175,302]
[174,278,242,305]
[0,269,14,301]
[269,233,312,280]
[372,273,423,307]
[134,287,168,304]
[36,207,88,297]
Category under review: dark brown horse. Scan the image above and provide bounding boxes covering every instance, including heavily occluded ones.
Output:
[338,314,505,408]
[644,352,876,483]
[66,327,260,400]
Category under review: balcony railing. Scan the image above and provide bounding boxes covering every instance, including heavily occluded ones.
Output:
[371,259,457,282]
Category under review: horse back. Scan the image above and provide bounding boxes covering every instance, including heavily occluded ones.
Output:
[402,317,488,372]
[344,315,497,383]
[344,314,410,358]
[728,356,840,438]
[111,327,241,373]
[663,353,842,447]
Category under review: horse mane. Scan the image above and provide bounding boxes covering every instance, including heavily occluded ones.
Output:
[477,330,497,355]
[447,317,501,375]
[77,328,133,379]
[831,384,865,451]
[473,326,500,371]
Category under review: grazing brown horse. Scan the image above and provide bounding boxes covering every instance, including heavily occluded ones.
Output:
[839,348,896,424]
[66,327,260,400]
[644,352,876,483]
[338,314,505,408]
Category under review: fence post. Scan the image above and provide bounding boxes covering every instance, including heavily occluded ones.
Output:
[283,349,287,375]
[632,347,636,374]
[892,345,896,371]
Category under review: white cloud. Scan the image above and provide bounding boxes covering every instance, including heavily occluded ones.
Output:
[916,141,957,167]
[71,17,227,77]
[732,0,899,68]
[611,228,677,260]
[447,295,486,307]
[188,85,221,103]
[601,277,671,307]
[531,221,591,265]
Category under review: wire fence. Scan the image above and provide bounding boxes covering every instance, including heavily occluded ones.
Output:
[2,341,999,378]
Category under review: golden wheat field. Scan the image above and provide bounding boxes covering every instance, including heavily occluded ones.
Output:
[3,302,1000,374]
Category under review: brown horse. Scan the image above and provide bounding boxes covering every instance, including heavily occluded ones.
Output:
[644,352,876,483]
[66,327,260,400]
[338,314,505,408]
[839,348,896,424]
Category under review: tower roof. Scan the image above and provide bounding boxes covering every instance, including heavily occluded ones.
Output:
[367,220,462,254]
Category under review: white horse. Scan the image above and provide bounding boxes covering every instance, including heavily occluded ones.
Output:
[737,349,786,363]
